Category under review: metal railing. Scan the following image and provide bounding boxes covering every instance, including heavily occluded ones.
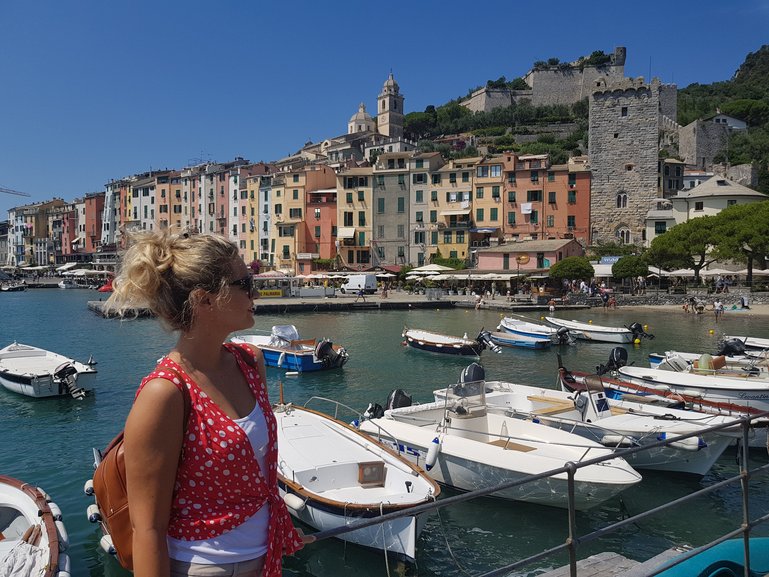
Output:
[298,396,769,576]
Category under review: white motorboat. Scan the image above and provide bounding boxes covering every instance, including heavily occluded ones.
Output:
[545,317,653,344]
[616,365,769,413]
[57,279,79,289]
[275,403,440,562]
[433,367,734,476]
[650,352,769,377]
[725,335,769,351]
[359,386,641,511]
[0,342,96,399]
[0,474,71,577]
[497,317,573,345]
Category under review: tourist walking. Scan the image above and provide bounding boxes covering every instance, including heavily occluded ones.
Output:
[104,229,309,577]
[355,287,366,302]
[714,298,724,321]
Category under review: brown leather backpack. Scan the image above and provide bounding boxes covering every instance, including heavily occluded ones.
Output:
[92,366,188,571]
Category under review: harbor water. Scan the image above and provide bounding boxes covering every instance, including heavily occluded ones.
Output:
[1,289,768,576]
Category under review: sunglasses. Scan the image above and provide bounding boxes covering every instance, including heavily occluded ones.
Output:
[229,275,254,299]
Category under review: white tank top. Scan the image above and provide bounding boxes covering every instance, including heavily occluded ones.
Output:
[167,401,270,563]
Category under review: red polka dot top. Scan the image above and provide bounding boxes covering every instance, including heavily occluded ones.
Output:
[138,343,303,576]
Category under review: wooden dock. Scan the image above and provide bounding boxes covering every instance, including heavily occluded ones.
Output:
[537,547,687,577]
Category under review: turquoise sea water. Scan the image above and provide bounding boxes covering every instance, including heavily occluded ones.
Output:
[1,289,768,576]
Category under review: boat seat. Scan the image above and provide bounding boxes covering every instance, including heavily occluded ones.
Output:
[487,439,536,452]
[526,395,575,415]
[0,349,46,359]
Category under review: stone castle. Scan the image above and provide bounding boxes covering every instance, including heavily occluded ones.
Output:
[462,47,628,112]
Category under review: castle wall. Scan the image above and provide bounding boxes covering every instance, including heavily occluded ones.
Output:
[588,79,662,246]
[524,64,626,107]
[461,89,533,113]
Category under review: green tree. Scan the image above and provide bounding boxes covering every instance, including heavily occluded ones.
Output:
[646,216,722,282]
[548,256,594,280]
[612,255,649,279]
[712,200,769,285]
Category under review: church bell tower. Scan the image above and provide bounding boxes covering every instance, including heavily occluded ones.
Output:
[377,73,404,139]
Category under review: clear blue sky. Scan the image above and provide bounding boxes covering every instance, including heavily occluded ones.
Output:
[2,0,768,216]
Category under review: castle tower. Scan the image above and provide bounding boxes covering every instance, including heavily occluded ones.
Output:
[588,78,663,246]
[377,73,404,138]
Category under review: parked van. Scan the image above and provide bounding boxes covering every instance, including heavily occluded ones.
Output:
[340,274,378,295]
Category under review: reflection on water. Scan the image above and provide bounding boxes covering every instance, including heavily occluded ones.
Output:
[0,290,768,576]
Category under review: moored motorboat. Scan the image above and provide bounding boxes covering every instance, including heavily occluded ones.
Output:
[545,317,653,344]
[0,282,26,292]
[650,537,769,576]
[489,330,551,350]
[232,325,348,372]
[0,342,97,399]
[275,403,440,562]
[401,327,501,357]
[725,335,769,351]
[57,279,79,289]
[434,365,734,476]
[497,317,574,345]
[558,349,769,447]
[0,474,71,576]
[360,378,641,510]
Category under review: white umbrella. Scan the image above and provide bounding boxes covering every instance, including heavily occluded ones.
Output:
[376,272,396,278]
[667,268,696,277]
[410,264,453,272]
[736,268,769,276]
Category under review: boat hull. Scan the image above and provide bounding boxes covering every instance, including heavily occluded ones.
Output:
[360,404,641,511]
[0,475,69,577]
[545,317,633,343]
[490,331,551,350]
[275,406,439,561]
[232,334,348,372]
[278,481,423,562]
[403,329,483,357]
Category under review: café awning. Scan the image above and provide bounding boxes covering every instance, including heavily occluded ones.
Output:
[439,209,471,216]
[337,227,356,239]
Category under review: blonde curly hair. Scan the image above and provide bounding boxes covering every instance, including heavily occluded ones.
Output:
[104,229,240,331]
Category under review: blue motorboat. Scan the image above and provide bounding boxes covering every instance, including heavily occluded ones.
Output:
[651,537,769,576]
[232,325,349,372]
[401,327,501,357]
[497,317,573,345]
[489,331,551,350]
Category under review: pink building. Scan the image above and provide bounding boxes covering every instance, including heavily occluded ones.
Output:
[475,238,584,272]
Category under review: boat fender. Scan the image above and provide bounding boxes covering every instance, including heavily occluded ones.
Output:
[55,519,69,550]
[277,352,286,367]
[48,501,63,521]
[57,552,71,576]
[425,437,441,471]
[83,479,94,496]
[283,493,306,512]
[669,436,706,452]
[600,435,635,448]
[99,534,116,556]
[86,504,102,523]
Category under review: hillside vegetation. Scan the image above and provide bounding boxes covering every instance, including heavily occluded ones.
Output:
[679,45,769,192]
[405,46,769,191]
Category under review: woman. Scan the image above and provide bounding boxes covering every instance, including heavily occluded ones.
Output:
[105,230,308,577]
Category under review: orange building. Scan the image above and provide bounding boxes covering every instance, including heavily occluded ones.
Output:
[502,154,591,244]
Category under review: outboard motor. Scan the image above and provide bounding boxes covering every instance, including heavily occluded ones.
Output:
[363,402,384,419]
[453,363,486,397]
[314,339,348,369]
[53,362,86,400]
[717,338,747,357]
[385,388,412,411]
[477,330,502,354]
[596,347,629,376]
[628,322,654,340]
[555,326,573,345]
